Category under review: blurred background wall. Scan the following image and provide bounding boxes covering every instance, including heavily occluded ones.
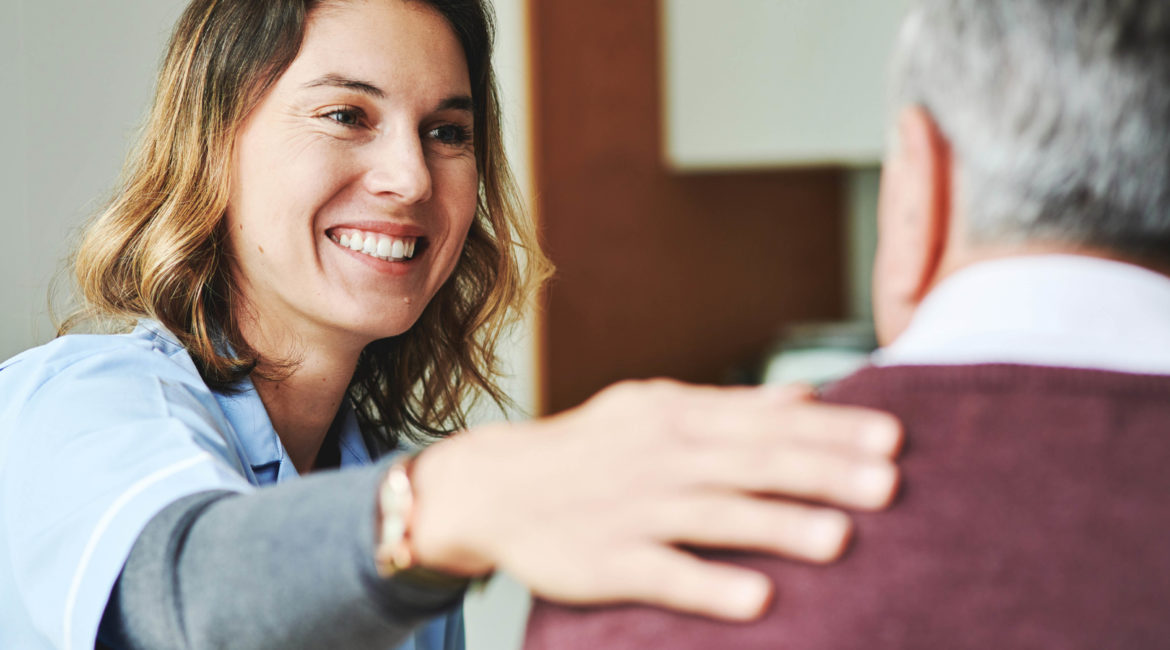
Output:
[533,0,903,413]
[1,1,906,648]
[0,1,188,360]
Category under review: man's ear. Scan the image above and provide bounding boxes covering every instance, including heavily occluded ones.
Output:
[872,106,953,344]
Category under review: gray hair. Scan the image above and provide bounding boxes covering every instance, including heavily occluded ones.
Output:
[890,0,1170,261]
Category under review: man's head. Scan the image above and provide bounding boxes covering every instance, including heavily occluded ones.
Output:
[874,0,1170,344]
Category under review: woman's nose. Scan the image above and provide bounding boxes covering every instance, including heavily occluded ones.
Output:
[362,134,433,205]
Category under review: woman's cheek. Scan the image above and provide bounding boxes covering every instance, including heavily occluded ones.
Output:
[452,159,481,226]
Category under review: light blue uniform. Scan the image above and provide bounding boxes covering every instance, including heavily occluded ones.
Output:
[0,321,463,650]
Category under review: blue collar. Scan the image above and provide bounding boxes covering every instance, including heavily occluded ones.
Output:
[213,374,375,485]
[135,320,374,485]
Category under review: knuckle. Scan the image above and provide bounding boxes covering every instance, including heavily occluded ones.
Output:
[597,378,677,408]
[650,407,683,437]
[642,378,685,404]
[671,445,720,482]
[594,380,634,403]
[762,446,806,483]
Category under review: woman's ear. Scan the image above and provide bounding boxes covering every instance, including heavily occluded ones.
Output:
[872,106,953,345]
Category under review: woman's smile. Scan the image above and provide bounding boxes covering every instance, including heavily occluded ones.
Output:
[325,223,432,276]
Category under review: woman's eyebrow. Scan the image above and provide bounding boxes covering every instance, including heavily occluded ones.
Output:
[302,73,385,99]
[300,76,471,114]
[436,95,474,113]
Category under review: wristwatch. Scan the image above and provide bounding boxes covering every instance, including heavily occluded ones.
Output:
[374,456,417,577]
[373,452,479,590]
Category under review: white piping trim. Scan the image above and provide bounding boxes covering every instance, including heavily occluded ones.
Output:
[62,453,214,650]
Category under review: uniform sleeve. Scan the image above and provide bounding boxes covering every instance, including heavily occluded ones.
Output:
[1,341,254,650]
[99,462,466,650]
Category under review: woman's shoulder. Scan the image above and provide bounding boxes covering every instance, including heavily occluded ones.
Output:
[0,321,208,408]
[0,321,252,479]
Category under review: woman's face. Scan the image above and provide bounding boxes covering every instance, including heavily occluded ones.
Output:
[226,0,477,350]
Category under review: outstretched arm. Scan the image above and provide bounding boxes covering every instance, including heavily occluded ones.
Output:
[99,462,465,650]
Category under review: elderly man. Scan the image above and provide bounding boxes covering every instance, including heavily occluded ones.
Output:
[525,0,1170,647]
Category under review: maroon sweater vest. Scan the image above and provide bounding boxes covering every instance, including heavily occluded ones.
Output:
[525,364,1170,649]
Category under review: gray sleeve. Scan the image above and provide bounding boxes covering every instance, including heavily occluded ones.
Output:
[97,461,467,650]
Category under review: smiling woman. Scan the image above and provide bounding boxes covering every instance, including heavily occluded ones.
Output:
[69,0,529,455]
[0,1,902,650]
[220,1,492,471]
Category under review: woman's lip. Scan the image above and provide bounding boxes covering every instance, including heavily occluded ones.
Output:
[324,221,427,239]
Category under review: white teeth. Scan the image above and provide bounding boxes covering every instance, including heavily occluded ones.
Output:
[376,236,393,258]
[333,230,419,262]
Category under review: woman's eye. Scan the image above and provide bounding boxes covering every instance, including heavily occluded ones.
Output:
[428,124,473,147]
[321,107,363,127]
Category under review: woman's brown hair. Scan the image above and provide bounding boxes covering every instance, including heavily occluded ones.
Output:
[62,0,551,448]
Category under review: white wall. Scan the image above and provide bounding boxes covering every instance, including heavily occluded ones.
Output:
[0,0,187,361]
[0,1,29,360]
[663,0,911,170]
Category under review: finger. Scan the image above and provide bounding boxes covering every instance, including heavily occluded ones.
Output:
[684,400,903,459]
[593,546,774,622]
[593,380,902,458]
[645,495,853,564]
[687,445,900,510]
[758,382,817,403]
[766,402,903,457]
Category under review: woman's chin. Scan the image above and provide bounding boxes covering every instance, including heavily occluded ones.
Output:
[347,312,426,345]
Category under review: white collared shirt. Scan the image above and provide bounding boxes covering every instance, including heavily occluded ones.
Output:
[872,255,1170,375]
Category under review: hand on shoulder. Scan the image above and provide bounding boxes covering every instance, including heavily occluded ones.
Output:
[406,379,901,621]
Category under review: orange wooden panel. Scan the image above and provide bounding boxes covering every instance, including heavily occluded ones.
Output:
[531,0,847,414]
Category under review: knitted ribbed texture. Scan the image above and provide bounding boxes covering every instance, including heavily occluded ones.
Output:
[525,364,1170,649]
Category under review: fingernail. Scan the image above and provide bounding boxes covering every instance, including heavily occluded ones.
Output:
[854,463,898,507]
[726,574,771,619]
[862,418,901,455]
[808,510,851,560]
